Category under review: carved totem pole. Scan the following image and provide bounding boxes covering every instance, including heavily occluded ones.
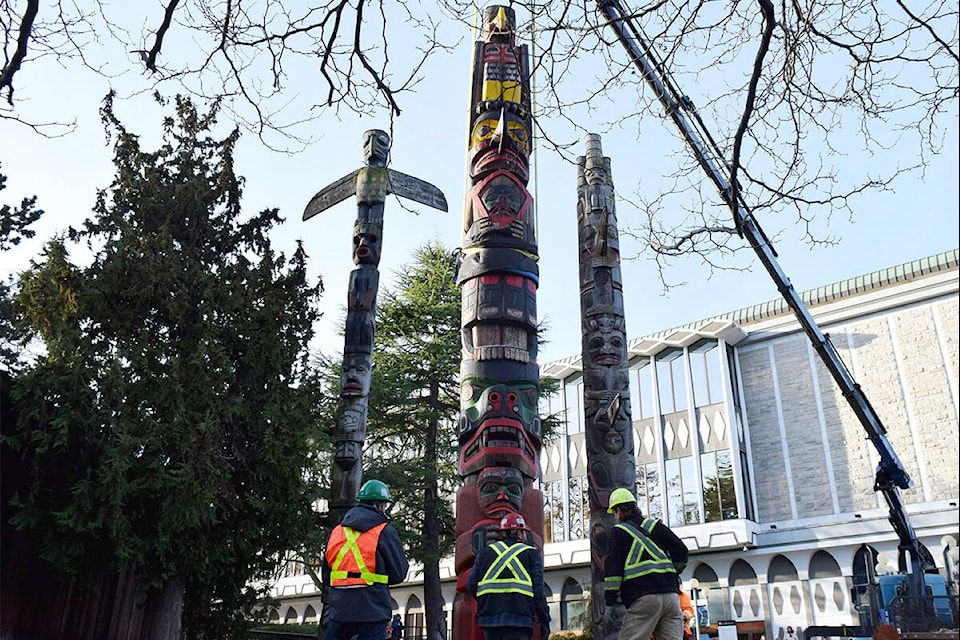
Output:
[304,129,447,521]
[302,130,446,634]
[577,134,637,638]
[453,6,545,638]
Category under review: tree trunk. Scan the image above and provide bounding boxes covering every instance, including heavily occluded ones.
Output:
[142,577,184,640]
[423,403,447,639]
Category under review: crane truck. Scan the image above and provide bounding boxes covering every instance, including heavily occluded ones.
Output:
[592,0,959,636]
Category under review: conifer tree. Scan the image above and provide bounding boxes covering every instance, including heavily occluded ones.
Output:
[8,93,327,639]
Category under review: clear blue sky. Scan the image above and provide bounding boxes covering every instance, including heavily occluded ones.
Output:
[2,10,957,367]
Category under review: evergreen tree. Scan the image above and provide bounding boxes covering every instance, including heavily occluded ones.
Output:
[7,92,327,639]
[0,164,43,372]
[363,242,462,639]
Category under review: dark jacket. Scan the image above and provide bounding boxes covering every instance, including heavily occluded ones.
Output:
[604,514,688,607]
[322,504,409,622]
[467,539,551,630]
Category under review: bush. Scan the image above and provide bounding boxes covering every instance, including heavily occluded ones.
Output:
[251,622,319,634]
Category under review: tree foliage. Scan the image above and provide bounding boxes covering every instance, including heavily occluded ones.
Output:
[0,164,43,372]
[6,92,328,638]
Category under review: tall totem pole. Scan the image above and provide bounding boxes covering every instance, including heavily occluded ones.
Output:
[454,6,545,638]
[302,130,446,634]
[577,134,636,638]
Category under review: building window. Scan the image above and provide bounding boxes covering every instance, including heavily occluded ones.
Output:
[690,340,723,407]
[656,348,687,414]
[568,475,589,540]
[665,456,700,526]
[560,577,588,630]
[630,357,654,419]
[701,450,738,521]
[636,462,663,519]
[564,377,584,435]
[542,479,566,543]
[405,595,424,639]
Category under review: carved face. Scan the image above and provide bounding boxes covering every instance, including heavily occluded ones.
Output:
[477,467,524,518]
[583,155,609,186]
[362,129,390,167]
[481,174,529,231]
[459,376,541,477]
[471,111,530,155]
[353,221,382,265]
[586,314,625,367]
[340,352,372,397]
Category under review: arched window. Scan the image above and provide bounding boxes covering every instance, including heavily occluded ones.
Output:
[768,555,799,581]
[809,550,845,613]
[730,559,761,619]
[284,606,298,623]
[691,563,721,629]
[560,577,587,630]
[809,551,842,579]
[303,605,317,623]
[405,594,424,639]
[768,555,801,616]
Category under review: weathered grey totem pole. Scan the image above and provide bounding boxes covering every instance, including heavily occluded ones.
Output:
[304,129,447,521]
[303,130,446,635]
[577,134,637,638]
[453,6,545,639]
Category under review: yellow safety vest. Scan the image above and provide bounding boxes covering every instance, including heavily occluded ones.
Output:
[477,541,535,597]
[604,518,676,593]
[327,522,389,587]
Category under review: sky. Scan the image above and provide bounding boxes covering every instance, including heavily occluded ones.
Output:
[2,7,958,368]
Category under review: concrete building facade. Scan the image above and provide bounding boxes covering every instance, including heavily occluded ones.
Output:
[269,248,959,639]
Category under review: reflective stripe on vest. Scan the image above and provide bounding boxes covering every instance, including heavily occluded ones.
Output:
[476,541,535,597]
[327,522,389,586]
[615,518,676,582]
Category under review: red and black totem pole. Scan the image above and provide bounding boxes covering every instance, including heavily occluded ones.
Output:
[453,6,545,638]
[577,134,636,638]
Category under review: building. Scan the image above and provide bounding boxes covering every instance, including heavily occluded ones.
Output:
[270,248,960,639]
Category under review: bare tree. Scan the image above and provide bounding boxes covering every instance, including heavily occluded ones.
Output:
[505,0,957,280]
[5,0,952,274]
[1,0,456,143]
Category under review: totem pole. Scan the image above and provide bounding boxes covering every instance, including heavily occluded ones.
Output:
[453,6,545,638]
[577,134,637,638]
[303,130,447,635]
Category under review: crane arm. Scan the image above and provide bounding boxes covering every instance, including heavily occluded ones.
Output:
[593,0,935,586]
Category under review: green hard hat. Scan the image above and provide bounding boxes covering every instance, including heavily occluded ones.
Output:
[607,487,636,513]
[357,479,393,503]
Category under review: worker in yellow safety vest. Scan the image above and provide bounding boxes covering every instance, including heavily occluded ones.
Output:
[603,487,689,640]
[321,479,409,640]
[467,512,551,640]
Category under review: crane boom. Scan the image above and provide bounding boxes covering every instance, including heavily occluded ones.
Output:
[593,0,935,601]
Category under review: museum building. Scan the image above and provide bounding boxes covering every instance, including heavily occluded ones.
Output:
[268,248,960,639]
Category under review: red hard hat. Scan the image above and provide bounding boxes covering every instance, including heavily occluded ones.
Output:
[499,512,527,531]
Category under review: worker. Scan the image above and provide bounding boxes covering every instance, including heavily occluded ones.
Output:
[603,487,689,640]
[322,479,409,640]
[467,512,551,640]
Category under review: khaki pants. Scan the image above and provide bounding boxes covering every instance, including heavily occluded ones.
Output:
[619,592,684,640]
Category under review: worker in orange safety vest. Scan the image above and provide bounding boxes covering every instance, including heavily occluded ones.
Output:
[321,479,409,640]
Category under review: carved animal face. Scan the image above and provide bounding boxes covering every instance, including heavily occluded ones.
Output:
[459,376,540,477]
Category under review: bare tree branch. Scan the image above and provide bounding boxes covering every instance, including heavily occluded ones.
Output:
[0,0,38,105]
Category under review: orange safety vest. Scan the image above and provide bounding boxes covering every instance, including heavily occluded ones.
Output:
[327,522,389,587]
